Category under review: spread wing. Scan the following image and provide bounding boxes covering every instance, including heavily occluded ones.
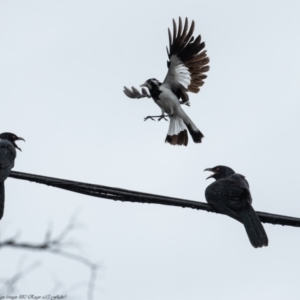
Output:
[123,86,151,99]
[163,17,209,104]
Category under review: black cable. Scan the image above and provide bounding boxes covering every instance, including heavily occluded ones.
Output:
[9,171,300,227]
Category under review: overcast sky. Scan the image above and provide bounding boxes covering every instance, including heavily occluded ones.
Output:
[0,0,300,299]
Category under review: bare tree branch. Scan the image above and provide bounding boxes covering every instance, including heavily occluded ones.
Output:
[0,261,40,294]
[0,217,99,300]
[9,170,300,227]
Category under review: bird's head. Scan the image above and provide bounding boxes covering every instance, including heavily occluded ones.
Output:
[140,78,161,90]
[204,165,235,180]
[0,132,25,151]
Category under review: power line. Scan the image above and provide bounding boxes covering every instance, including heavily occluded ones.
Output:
[9,170,300,228]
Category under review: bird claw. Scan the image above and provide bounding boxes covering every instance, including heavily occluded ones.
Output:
[144,116,155,121]
[144,114,172,121]
[158,115,168,122]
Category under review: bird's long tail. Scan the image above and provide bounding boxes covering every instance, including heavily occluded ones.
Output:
[184,121,204,143]
[0,182,4,220]
[176,107,204,143]
[165,115,188,146]
[241,201,268,248]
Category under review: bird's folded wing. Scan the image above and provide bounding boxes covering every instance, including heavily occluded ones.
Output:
[123,86,151,99]
[0,140,15,169]
[163,17,209,104]
[215,176,251,211]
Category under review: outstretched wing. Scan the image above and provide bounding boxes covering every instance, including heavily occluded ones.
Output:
[123,86,151,99]
[163,17,209,104]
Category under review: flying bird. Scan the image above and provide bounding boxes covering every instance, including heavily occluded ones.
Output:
[0,132,25,220]
[204,165,268,248]
[124,17,209,146]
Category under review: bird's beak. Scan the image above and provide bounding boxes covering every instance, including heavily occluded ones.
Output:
[204,168,214,180]
[14,137,25,152]
[16,137,25,142]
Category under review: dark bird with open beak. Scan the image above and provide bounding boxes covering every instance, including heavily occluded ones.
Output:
[204,165,268,248]
[0,132,25,220]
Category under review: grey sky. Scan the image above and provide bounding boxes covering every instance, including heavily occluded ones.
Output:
[0,0,300,299]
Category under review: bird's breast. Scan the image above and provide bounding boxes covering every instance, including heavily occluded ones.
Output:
[157,86,180,111]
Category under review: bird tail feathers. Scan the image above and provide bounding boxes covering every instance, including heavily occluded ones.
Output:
[165,116,188,146]
[0,182,4,220]
[176,107,204,143]
[241,202,268,248]
[184,121,204,143]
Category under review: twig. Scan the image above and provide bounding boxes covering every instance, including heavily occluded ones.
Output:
[0,261,40,294]
[0,217,98,300]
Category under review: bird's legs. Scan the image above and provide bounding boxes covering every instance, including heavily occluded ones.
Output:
[144,114,173,121]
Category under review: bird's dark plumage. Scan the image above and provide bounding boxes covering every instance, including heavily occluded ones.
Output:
[204,165,268,248]
[0,132,24,220]
[124,17,209,146]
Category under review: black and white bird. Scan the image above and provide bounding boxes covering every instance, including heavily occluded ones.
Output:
[124,17,209,146]
[0,132,24,220]
[204,166,268,248]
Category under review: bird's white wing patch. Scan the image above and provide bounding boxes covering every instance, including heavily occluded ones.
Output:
[163,55,191,90]
[164,18,210,98]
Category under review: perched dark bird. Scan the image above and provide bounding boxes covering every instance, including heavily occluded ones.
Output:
[204,165,268,248]
[124,17,209,146]
[0,132,25,220]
